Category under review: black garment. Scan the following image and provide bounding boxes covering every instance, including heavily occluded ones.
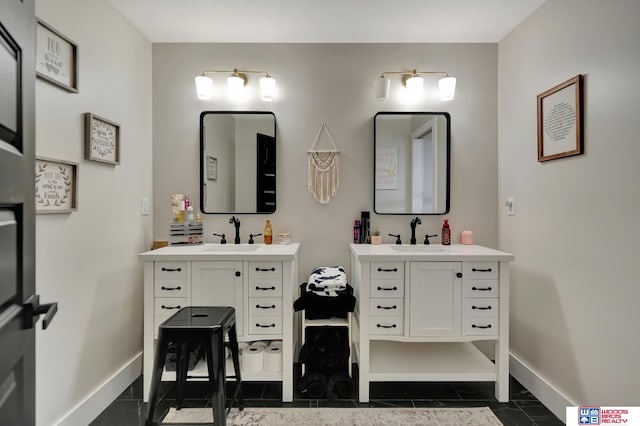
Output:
[293,282,356,319]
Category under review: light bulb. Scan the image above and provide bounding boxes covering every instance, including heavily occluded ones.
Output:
[227,75,245,99]
[195,75,213,100]
[260,76,276,101]
[375,77,391,101]
[439,76,456,101]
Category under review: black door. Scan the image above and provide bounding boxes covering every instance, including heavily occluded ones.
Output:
[0,1,56,425]
[256,133,276,213]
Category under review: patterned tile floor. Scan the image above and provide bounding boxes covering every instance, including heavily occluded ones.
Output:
[90,368,563,425]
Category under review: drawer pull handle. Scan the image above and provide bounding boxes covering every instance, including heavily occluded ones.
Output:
[472,305,492,310]
[377,267,398,272]
[472,324,492,329]
[161,267,182,272]
[255,286,276,291]
[256,304,276,309]
[377,286,398,291]
[256,323,276,328]
[161,305,181,310]
[377,305,397,310]
[160,286,182,291]
[255,267,276,272]
[472,267,492,272]
[471,286,492,291]
[376,324,397,329]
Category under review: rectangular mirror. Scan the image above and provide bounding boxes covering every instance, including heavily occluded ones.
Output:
[200,111,276,214]
[374,112,450,214]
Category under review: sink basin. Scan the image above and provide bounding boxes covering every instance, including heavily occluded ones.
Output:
[390,245,448,253]
[204,244,261,252]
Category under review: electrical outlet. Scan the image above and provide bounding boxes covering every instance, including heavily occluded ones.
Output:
[505,197,515,216]
[142,197,150,216]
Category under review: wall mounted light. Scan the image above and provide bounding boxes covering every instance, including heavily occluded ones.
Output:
[375,70,456,102]
[195,68,276,101]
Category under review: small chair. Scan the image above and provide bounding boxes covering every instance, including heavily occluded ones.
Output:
[145,306,243,426]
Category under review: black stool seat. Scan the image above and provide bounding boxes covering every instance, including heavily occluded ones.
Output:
[145,306,243,426]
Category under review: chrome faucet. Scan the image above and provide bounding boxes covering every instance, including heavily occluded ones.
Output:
[229,216,241,244]
[410,217,422,245]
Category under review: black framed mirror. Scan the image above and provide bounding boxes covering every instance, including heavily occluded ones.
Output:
[374,112,450,214]
[200,111,276,214]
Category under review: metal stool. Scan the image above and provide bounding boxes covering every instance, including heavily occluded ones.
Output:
[145,306,243,426]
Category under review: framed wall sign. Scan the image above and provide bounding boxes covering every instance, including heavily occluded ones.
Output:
[375,147,398,189]
[206,155,217,180]
[35,157,78,213]
[537,75,583,162]
[84,113,121,165]
[36,19,78,93]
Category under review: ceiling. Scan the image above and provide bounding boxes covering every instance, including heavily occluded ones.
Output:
[109,0,547,43]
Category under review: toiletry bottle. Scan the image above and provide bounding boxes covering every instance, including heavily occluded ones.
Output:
[442,219,451,245]
[354,220,361,243]
[186,205,194,221]
[264,219,273,245]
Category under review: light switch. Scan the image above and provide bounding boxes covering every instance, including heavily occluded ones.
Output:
[142,197,150,216]
[505,197,515,216]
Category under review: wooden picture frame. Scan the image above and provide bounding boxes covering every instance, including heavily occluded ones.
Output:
[36,19,78,93]
[206,155,217,180]
[84,113,121,165]
[35,157,78,213]
[537,75,583,162]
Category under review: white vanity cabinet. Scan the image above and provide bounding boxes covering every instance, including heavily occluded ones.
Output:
[140,243,300,403]
[350,244,514,403]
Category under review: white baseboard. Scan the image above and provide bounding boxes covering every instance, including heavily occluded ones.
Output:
[510,351,575,422]
[54,352,142,426]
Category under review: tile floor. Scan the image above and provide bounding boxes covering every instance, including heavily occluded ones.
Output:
[90,367,563,425]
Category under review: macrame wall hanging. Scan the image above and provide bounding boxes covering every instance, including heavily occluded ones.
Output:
[307,122,340,204]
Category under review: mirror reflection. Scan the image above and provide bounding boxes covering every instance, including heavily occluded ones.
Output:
[374,112,450,214]
[200,112,276,214]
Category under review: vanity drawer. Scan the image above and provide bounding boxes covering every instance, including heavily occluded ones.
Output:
[249,261,282,279]
[370,316,404,335]
[463,317,499,336]
[463,262,498,279]
[370,298,403,316]
[154,298,188,315]
[462,280,499,298]
[371,262,404,280]
[154,278,188,298]
[250,316,283,335]
[370,279,404,298]
[463,298,499,317]
[249,279,282,297]
[249,297,282,316]
[154,261,187,278]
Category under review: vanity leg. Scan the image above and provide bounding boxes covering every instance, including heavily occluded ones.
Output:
[359,337,370,402]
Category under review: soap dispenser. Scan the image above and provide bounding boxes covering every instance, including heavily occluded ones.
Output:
[264,219,273,245]
[441,219,451,245]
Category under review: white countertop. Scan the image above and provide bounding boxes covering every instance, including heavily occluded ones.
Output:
[139,242,300,261]
[349,243,514,262]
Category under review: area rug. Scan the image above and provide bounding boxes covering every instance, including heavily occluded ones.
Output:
[162,406,503,425]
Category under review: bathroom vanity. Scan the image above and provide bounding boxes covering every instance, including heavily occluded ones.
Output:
[350,243,514,402]
[139,243,300,402]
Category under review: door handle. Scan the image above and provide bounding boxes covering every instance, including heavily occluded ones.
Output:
[23,294,58,330]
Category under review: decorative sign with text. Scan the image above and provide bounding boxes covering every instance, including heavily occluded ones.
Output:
[35,158,78,213]
[36,20,78,92]
[84,113,121,165]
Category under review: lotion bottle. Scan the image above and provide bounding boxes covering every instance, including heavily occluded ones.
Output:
[264,219,273,245]
[441,219,451,245]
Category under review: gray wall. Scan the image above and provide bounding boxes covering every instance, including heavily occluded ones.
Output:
[152,43,499,281]
[35,0,152,424]
[499,0,640,409]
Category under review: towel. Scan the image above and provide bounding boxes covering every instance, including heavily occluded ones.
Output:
[306,266,347,296]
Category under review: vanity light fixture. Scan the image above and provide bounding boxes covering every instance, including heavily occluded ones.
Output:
[195,68,276,101]
[375,70,456,102]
